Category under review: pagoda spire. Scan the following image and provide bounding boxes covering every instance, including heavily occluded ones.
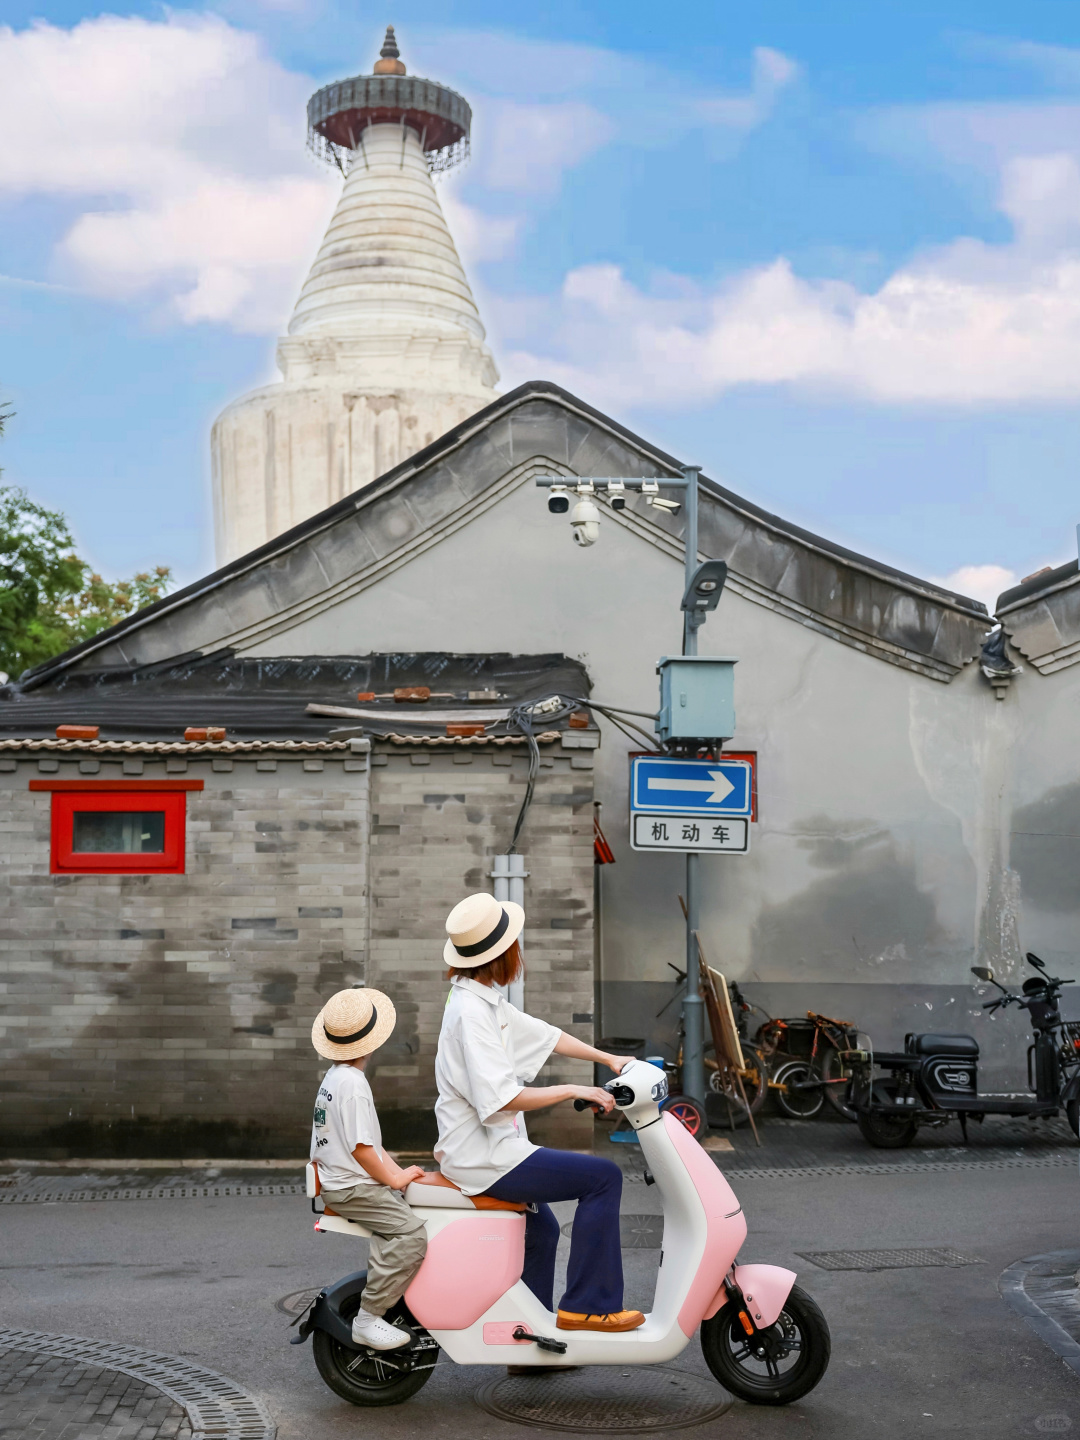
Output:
[373,25,406,75]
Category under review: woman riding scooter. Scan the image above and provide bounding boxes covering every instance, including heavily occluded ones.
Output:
[435,892,644,1333]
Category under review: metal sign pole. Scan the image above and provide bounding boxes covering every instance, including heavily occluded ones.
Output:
[680,467,706,1105]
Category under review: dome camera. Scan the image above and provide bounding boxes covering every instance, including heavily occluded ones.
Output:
[570,497,601,547]
[548,487,570,514]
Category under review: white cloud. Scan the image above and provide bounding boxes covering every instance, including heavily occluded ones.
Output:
[439,191,520,265]
[496,144,1080,408]
[933,565,1018,612]
[0,13,336,331]
[0,15,797,334]
[472,101,616,194]
[695,48,799,130]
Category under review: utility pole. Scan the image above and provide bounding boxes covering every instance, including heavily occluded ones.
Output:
[535,464,728,1113]
[679,467,706,1106]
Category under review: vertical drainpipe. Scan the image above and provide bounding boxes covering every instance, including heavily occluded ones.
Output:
[492,853,527,1010]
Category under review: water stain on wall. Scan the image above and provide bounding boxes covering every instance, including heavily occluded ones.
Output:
[1011,781,1080,914]
[751,816,943,978]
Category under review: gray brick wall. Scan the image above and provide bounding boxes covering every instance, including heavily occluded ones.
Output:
[0,740,595,1157]
[366,745,595,1149]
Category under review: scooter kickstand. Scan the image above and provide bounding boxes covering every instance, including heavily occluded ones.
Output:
[512,1327,569,1355]
[959,1112,968,1144]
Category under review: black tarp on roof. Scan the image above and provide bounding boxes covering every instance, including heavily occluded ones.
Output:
[0,652,591,741]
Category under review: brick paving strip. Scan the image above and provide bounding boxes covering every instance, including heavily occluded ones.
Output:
[0,1115,1075,1203]
[998,1249,1080,1379]
[0,1329,275,1440]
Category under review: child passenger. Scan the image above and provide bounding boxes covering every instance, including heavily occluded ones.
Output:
[310,988,427,1351]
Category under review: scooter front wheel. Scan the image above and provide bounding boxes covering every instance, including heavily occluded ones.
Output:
[700,1282,831,1405]
[312,1295,436,1407]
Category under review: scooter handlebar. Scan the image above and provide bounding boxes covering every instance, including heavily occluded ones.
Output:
[573,1099,603,1113]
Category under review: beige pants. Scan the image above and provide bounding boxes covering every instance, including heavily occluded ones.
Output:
[321,1183,428,1317]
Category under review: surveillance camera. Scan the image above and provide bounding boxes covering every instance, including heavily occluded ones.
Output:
[548,487,570,514]
[606,482,627,511]
[570,497,601,547]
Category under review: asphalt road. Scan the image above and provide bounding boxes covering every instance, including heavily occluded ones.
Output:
[1,1145,1077,1440]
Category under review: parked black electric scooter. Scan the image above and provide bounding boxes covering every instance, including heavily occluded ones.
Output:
[848,953,1080,1148]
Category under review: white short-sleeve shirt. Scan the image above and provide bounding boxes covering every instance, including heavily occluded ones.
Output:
[310,1063,385,1190]
[434,975,561,1195]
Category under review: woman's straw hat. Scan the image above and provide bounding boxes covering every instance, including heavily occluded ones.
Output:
[311,987,396,1061]
[444,892,525,969]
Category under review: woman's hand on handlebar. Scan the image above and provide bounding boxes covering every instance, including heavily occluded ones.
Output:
[572,1085,615,1114]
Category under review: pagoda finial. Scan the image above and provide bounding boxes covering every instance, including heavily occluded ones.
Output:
[373,25,406,75]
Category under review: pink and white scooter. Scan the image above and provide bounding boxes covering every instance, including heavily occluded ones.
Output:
[292,1061,831,1408]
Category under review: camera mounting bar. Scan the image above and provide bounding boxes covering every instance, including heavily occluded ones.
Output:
[535,470,704,645]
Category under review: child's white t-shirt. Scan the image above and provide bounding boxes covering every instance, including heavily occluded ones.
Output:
[310,1063,384,1189]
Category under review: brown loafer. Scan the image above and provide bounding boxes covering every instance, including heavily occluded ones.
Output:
[556,1309,646,1332]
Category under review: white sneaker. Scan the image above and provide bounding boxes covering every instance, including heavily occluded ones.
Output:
[351,1310,410,1351]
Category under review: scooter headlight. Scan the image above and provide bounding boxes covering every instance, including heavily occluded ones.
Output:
[651,1076,669,1104]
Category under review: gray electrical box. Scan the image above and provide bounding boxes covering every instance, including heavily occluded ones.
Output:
[657,656,737,743]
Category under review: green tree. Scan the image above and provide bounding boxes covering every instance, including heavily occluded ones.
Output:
[0,409,173,679]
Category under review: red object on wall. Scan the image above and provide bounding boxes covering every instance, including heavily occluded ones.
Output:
[594,812,616,865]
[55,724,100,740]
[35,782,200,875]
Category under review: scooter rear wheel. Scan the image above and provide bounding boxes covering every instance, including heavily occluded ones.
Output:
[312,1294,436,1407]
[700,1282,831,1405]
[855,1110,918,1148]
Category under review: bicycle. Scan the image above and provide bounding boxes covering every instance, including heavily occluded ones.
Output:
[755,1012,859,1121]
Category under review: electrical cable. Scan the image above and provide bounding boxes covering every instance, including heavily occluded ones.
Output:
[501,690,660,850]
[504,695,576,852]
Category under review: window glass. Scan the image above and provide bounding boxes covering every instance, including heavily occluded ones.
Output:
[71,810,167,854]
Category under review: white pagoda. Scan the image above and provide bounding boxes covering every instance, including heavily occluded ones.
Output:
[211,27,499,564]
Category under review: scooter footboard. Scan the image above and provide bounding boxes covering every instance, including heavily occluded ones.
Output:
[704,1263,797,1329]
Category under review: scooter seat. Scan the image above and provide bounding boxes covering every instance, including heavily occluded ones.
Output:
[905,1032,979,1057]
[404,1173,527,1213]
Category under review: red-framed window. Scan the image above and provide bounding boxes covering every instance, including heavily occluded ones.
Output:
[30,779,204,875]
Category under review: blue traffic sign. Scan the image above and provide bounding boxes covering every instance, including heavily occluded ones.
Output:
[631,755,752,817]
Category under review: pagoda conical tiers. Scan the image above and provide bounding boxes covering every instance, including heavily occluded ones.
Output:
[308,73,471,174]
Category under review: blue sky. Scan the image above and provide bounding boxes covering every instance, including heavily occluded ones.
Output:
[3,1,1080,609]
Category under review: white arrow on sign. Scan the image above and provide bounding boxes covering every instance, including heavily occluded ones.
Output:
[647,770,735,804]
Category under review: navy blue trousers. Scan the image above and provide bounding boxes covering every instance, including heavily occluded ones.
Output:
[482,1148,624,1315]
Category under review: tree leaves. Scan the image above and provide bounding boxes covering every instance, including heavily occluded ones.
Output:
[0,482,172,681]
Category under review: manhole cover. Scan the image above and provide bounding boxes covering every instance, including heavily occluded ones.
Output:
[561,1214,663,1250]
[275,1287,323,1316]
[797,1247,981,1271]
[474,1365,731,1433]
